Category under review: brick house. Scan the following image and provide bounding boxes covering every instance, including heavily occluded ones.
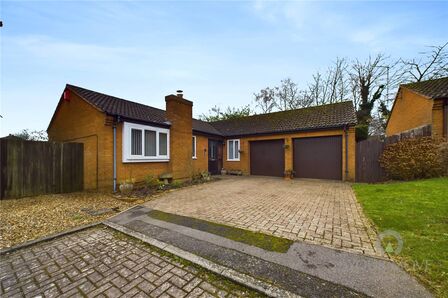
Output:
[47,84,357,190]
[386,77,448,138]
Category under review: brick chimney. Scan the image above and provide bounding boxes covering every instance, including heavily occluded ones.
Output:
[165,91,193,180]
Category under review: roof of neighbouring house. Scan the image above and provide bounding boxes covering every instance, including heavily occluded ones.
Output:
[401,77,448,100]
[65,84,221,136]
[210,101,357,137]
[60,84,357,137]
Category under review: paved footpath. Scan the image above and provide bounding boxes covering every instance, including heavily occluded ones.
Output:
[0,227,263,298]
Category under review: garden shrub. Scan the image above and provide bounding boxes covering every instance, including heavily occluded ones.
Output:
[200,171,211,181]
[145,175,162,189]
[379,137,446,180]
[355,124,369,142]
[170,180,184,189]
[439,141,448,175]
[192,171,211,183]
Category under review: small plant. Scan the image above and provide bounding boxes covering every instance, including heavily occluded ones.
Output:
[284,169,295,179]
[119,178,135,194]
[145,175,160,189]
[157,182,166,191]
[170,180,184,189]
[200,171,211,181]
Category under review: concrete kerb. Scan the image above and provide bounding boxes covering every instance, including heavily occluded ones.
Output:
[0,222,101,255]
[104,220,302,298]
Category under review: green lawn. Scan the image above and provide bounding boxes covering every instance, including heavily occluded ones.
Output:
[353,178,448,297]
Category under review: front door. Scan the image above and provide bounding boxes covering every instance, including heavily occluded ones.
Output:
[208,140,222,175]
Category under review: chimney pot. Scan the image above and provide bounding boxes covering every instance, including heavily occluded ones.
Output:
[176,90,183,98]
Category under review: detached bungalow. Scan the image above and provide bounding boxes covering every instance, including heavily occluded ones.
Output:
[386,77,448,138]
[47,85,357,190]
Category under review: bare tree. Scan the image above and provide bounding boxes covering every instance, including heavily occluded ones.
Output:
[13,129,48,141]
[253,78,313,112]
[199,105,252,122]
[305,57,350,106]
[349,54,391,125]
[253,87,276,113]
[306,72,328,106]
[275,78,301,110]
[400,42,448,82]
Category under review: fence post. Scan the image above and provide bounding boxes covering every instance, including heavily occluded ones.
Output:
[60,142,64,194]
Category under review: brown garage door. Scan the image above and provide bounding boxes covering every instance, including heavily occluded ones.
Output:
[250,140,284,177]
[293,136,342,180]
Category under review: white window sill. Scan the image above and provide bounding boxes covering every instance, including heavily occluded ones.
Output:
[227,159,240,162]
[123,159,169,163]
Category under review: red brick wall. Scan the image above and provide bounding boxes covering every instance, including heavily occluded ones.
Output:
[165,95,193,180]
[222,127,356,181]
[386,88,434,136]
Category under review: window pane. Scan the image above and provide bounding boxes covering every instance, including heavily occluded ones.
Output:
[212,144,216,159]
[131,129,142,155]
[229,140,234,159]
[234,141,239,159]
[192,137,196,157]
[159,133,168,156]
[144,130,157,156]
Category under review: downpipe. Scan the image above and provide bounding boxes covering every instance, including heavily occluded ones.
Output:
[113,116,120,192]
[344,125,349,181]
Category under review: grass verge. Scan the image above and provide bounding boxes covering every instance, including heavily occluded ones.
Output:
[148,210,293,253]
[353,177,448,297]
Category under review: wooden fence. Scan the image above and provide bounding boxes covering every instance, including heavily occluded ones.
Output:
[356,125,432,183]
[0,139,84,199]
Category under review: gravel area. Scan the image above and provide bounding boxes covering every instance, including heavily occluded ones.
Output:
[0,192,145,249]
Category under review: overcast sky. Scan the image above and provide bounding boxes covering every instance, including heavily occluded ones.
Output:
[1,0,447,136]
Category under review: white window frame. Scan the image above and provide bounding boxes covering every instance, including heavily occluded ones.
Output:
[192,136,197,159]
[122,122,170,163]
[227,139,240,161]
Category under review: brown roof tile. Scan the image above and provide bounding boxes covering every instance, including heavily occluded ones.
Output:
[66,84,220,135]
[210,101,357,137]
[401,77,448,99]
[64,84,357,137]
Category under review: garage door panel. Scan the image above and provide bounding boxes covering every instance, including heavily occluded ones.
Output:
[293,136,342,180]
[250,140,284,177]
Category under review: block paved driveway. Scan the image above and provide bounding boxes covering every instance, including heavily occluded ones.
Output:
[146,176,380,256]
[0,227,260,298]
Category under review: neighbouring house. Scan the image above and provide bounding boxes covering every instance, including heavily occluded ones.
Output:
[47,84,357,190]
[386,77,448,138]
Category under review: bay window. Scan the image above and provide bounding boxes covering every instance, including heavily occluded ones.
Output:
[123,122,169,162]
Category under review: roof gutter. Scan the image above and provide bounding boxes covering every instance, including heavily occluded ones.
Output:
[109,115,171,129]
[220,124,356,139]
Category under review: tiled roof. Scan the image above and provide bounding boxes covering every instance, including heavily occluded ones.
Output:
[210,101,357,137]
[192,119,222,136]
[64,84,357,137]
[401,77,448,99]
[66,84,220,135]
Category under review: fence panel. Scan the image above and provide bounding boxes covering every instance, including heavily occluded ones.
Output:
[0,139,84,199]
[356,125,432,183]
[356,138,386,183]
